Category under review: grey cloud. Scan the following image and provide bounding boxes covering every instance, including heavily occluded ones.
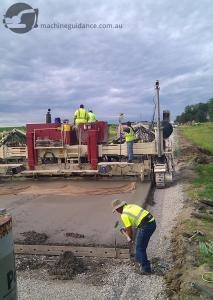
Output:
[0,0,213,125]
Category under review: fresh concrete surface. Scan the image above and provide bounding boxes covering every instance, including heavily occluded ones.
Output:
[0,179,151,246]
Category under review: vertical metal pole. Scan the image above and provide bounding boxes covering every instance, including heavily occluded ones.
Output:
[78,126,81,164]
[119,123,122,161]
[118,113,124,161]
[155,80,162,157]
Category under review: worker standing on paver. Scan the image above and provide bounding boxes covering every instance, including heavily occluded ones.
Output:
[124,121,135,162]
[112,199,156,275]
[88,110,97,122]
[74,104,89,125]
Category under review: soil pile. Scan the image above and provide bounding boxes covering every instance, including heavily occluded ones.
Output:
[65,232,85,238]
[21,231,48,244]
[178,145,213,164]
[48,251,86,279]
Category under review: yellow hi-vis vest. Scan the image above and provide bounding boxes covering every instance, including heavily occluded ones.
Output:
[74,108,88,124]
[125,127,135,142]
[121,204,154,228]
[88,112,97,122]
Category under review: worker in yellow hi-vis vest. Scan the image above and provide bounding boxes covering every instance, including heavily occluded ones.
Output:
[62,119,71,145]
[124,121,135,162]
[88,110,97,122]
[74,104,89,125]
[112,199,156,275]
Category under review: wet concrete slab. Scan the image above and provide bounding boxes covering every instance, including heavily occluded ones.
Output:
[0,179,151,247]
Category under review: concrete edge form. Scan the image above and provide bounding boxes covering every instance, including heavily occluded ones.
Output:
[15,244,130,259]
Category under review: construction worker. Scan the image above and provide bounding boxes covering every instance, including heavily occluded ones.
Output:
[74,104,89,125]
[88,110,97,122]
[112,199,156,275]
[124,121,135,162]
[62,119,71,145]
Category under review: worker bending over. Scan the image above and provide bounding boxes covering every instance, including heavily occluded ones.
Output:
[112,199,156,275]
[74,104,88,125]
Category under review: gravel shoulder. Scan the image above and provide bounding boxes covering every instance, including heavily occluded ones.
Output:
[17,258,168,300]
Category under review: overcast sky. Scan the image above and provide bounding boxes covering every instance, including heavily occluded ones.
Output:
[1,0,213,126]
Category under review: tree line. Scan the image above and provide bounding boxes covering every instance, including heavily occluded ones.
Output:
[175,98,213,123]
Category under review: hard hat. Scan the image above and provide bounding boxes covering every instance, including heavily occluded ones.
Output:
[123,127,130,133]
[111,199,127,212]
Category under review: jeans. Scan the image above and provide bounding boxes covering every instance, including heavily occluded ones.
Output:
[127,141,134,161]
[135,220,156,272]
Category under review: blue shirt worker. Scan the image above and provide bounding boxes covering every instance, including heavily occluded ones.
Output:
[124,121,135,162]
[88,110,97,122]
[112,199,156,275]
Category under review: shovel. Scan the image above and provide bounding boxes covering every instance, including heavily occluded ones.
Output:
[114,221,119,258]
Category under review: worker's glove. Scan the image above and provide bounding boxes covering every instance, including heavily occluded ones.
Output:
[120,228,132,242]
[126,237,132,242]
[128,239,134,245]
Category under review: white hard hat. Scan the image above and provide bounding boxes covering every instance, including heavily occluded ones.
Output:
[111,199,127,212]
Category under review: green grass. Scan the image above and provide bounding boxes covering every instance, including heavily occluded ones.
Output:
[0,126,26,133]
[193,164,213,200]
[180,123,213,274]
[180,122,213,153]
[197,241,213,268]
[108,124,118,141]
[180,122,213,200]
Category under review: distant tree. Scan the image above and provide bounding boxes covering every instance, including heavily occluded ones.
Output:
[208,98,213,121]
[175,101,210,123]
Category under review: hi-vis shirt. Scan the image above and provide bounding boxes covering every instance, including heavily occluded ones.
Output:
[74,108,88,124]
[121,204,154,228]
[125,127,135,142]
[88,112,97,122]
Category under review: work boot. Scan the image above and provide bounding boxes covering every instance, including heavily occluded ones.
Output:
[139,265,153,275]
[140,271,153,275]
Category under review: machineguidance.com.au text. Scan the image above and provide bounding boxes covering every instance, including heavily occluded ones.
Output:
[40,22,123,30]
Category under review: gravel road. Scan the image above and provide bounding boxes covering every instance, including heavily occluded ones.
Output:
[17,261,168,300]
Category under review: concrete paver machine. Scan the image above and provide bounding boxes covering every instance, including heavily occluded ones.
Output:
[24,81,174,188]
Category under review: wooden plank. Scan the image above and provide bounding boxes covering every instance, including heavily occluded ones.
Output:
[14,244,130,259]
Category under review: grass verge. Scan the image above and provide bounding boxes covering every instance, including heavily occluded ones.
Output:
[167,125,213,299]
[179,122,213,153]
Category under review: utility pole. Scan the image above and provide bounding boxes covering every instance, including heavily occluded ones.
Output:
[155,80,162,157]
